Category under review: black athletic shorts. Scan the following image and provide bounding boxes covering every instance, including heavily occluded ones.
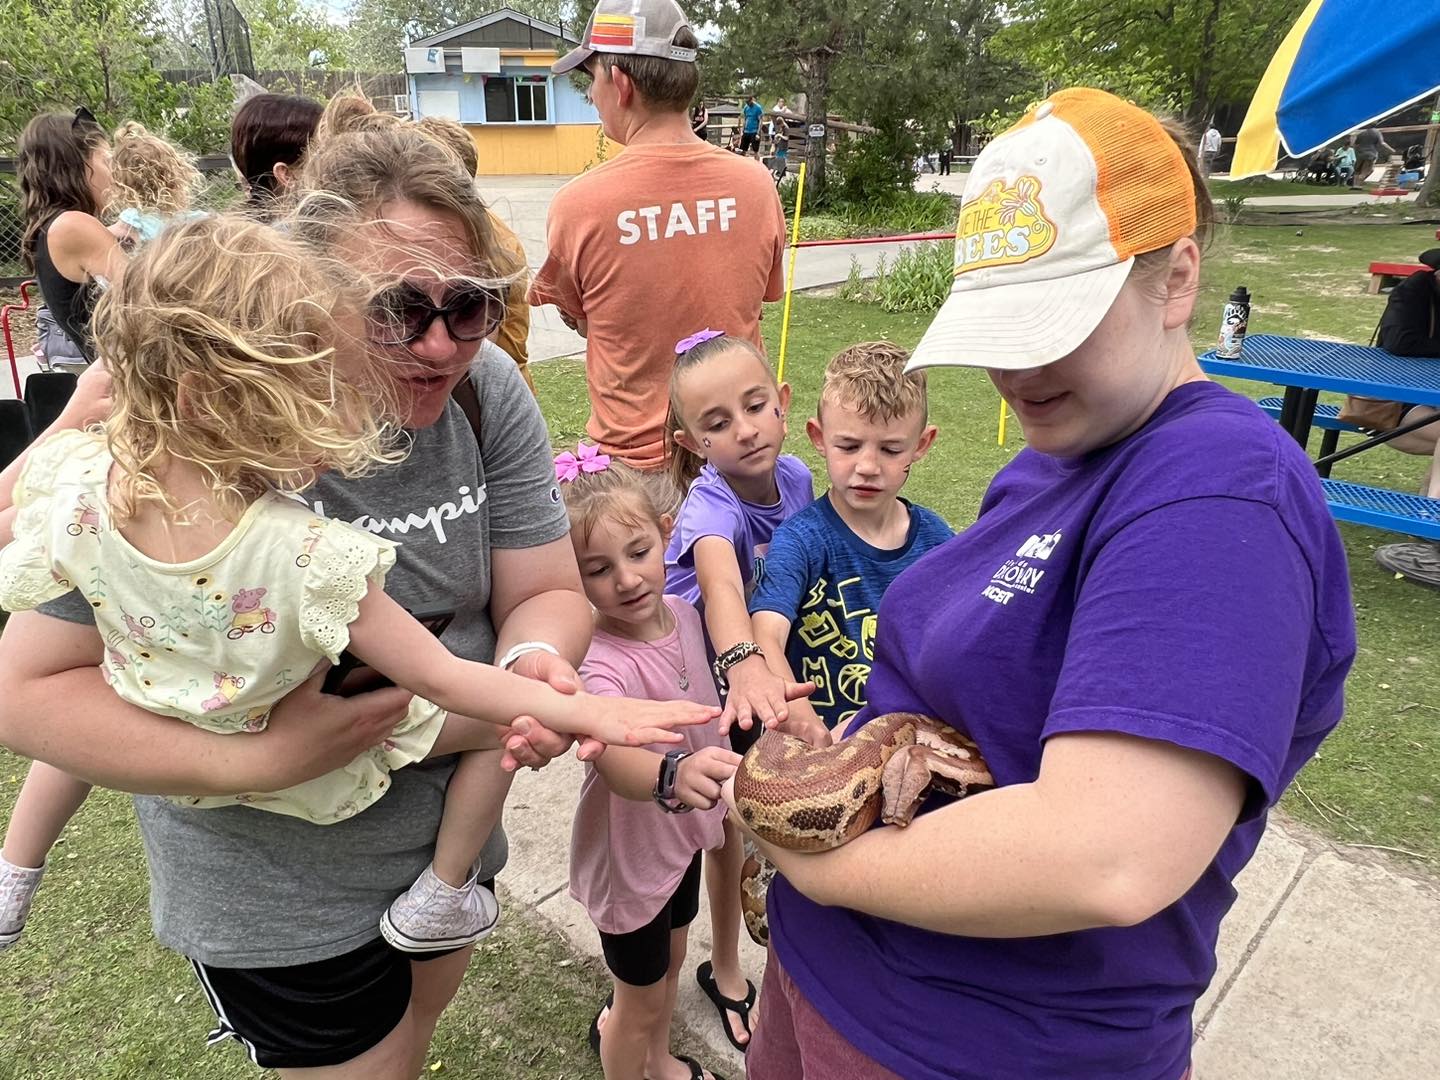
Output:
[740,131,761,153]
[190,879,490,1069]
[598,852,703,987]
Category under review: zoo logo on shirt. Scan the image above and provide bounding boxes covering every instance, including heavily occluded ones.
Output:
[981,529,1062,606]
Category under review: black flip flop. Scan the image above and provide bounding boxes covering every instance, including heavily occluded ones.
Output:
[589,991,613,1055]
[678,1055,727,1080]
[695,960,755,1053]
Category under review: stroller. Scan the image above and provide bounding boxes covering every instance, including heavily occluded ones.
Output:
[1303,149,1341,185]
[1402,143,1427,180]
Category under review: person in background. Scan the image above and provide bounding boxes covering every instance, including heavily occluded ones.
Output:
[106,121,203,251]
[229,93,324,215]
[530,0,787,473]
[1369,248,1440,587]
[413,112,538,394]
[1334,143,1357,186]
[17,109,124,367]
[691,101,709,143]
[1350,126,1395,189]
[1200,121,1222,178]
[770,112,790,180]
[939,144,953,176]
[741,95,763,159]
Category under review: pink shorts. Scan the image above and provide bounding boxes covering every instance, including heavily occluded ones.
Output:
[746,947,1193,1080]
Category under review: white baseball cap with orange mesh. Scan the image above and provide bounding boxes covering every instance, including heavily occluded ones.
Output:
[907,88,1198,373]
[553,0,698,75]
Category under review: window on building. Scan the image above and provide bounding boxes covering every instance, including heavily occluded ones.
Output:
[483,76,549,123]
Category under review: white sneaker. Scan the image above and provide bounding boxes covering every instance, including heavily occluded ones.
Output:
[379,863,500,954]
[0,854,45,952]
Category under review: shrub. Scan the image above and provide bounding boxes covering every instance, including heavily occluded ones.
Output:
[793,214,858,242]
[870,240,953,313]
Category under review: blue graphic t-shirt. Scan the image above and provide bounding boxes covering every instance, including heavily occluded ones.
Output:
[749,493,952,729]
[743,102,763,134]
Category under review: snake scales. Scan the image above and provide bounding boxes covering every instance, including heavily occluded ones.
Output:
[733,712,994,945]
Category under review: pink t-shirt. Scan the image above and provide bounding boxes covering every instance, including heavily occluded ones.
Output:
[570,596,727,934]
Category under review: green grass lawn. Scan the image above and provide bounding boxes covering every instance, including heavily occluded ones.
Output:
[2,219,1438,1074]
[1209,175,1343,200]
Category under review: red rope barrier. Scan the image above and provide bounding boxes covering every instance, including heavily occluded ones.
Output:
[2,280,36,398]
[791,231,955,249]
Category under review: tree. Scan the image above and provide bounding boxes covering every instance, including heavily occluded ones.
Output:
[0,0,232,153]
[830,0,1029,158]
[703,0,896,199]
[237,0,352,70]
[994,0,1306,124]
[344,0,575,73]
[704,0,1016,201]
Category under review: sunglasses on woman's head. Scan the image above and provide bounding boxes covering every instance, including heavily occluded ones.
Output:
[366,283,506,346]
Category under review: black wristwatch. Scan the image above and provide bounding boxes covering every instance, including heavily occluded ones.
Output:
[652,749,693,814]
[711,641,764,690]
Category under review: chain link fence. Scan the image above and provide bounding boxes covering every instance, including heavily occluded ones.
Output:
[0,155,242,286]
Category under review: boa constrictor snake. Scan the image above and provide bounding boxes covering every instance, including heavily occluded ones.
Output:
[733,712,994,946]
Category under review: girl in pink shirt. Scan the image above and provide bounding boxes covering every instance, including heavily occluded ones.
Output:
[559,446,737,1080]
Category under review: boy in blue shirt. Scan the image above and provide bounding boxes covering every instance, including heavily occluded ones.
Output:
[750,342,952,740]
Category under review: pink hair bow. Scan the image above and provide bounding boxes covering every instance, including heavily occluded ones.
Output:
[554,442,611,483]
[675,328,725,355]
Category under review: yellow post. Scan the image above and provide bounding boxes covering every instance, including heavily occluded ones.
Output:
[775,162,808,383]
[997,399,1008,445]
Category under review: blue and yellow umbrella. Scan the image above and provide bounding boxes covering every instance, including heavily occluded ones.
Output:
[1231,0,1440,178]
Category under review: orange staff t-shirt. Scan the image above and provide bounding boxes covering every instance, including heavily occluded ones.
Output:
[529,141,787,471]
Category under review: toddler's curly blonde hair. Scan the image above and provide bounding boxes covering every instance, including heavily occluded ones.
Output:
[94,213,402,520]
[108,121,201,218]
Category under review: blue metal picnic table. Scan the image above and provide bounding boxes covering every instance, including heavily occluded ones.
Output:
[1199,333,1440,446]
[1198,334,1440,540]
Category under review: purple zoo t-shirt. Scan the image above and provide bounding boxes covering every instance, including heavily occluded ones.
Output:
[664,455,815,605]
[768,381,1357,1080]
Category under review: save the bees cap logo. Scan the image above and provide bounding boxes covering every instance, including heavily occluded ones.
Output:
[955,176,1057,276]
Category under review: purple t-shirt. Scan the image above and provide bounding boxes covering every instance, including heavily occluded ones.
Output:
[768,381,1356,1079]
[664,455,814,605]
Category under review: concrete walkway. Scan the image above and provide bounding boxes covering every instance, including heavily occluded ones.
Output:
[501,752,1440,1079]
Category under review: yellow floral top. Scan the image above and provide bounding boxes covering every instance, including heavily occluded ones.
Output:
[0,430,445,824]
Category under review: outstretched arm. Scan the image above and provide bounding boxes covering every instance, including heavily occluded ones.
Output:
[693,536,811,733]
[752,610,829,747]
[346,583,716,747]
[0,611,410,795]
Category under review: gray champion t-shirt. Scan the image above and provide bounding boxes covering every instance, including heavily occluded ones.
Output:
[39,345,570,966]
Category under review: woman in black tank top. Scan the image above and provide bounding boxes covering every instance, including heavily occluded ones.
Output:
[17,109,122,362]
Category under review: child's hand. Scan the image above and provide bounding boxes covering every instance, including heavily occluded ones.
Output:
[579,692,720,747]
[674,746,743,810]
[776,702,833,748]
[720,655,815,735]
[56,361,112,432]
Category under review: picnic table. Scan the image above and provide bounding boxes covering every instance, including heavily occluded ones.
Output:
[1199,333,1440,539]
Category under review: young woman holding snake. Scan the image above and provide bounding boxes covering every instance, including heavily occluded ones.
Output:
[723,89,1357,1080]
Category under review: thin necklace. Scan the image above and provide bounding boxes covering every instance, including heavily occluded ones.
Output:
[636,605,689,692]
